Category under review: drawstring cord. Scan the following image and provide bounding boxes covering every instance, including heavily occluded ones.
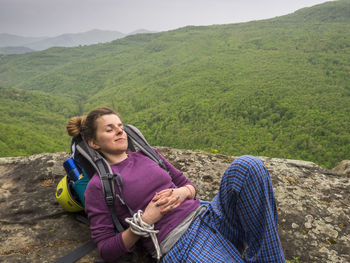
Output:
[125,210,162,261]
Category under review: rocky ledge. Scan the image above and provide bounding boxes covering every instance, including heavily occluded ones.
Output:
[0,148,349,263]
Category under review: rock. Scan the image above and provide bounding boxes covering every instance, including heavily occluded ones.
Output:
[332,160,350,177]
[0,149,349,263]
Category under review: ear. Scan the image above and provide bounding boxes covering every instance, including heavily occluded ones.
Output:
[88,139,100,150]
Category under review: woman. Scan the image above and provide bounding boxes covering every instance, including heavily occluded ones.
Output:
[67,107,285,263]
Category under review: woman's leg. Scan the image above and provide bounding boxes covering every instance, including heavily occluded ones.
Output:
[208,155,285,262]
[161,214,244,263]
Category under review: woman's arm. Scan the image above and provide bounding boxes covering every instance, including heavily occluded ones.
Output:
[85,176,168,261]
[85,177,137,262]
[121,228,140,248]
[151,184,195,214]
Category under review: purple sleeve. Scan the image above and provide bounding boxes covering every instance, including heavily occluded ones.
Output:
[154,148,197,190]
[84,176,133,262]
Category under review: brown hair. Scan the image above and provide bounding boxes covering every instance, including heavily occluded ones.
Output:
[66,107,119,141]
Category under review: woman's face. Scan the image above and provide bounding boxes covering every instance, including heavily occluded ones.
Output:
[89,114,128,157]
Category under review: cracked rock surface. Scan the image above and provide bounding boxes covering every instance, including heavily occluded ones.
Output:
[0,149,349,262]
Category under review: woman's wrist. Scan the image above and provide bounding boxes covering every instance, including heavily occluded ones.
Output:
[122,227,141,249]
[141,212,154,225]
[183,185,195,199]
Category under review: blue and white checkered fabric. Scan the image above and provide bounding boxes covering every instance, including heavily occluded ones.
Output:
[161,155,285,262]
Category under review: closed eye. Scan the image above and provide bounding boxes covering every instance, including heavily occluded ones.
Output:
[105,124,123,132]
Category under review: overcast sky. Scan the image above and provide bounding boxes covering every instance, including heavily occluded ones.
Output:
[0,0,333,37]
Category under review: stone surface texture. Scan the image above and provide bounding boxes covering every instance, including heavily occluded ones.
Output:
[0,148,349,262]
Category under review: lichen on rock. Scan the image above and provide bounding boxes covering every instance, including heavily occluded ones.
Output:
[0,149,349,262]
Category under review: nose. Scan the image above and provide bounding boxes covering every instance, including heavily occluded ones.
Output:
[115,126,124,135]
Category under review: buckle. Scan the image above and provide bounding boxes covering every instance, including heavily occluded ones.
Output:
[105,195,114,206]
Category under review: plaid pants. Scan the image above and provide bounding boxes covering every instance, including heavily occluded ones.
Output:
[161,155,285,262]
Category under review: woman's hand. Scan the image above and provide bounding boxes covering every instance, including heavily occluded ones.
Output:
[152,187,189,214]
[141,198,164,226]
[142,186,193,225]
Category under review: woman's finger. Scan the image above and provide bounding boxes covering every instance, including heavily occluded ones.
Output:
[154,197,169,207]
[152,193,160,202]
[159,189,173,196]
[160,195,180,210]
[153,188,174,201]
[161,197,182,214]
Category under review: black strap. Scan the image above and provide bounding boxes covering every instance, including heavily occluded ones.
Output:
[113,175,134,216]
[76,214,90,225]
[127,135,136,152]
[53,239,97,263]
[96,158,125,233]
[124,125,168,171]
[75,138,101,178]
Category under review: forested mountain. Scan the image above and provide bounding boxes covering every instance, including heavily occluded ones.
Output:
[0,87,77,157]
[0,0,349,169]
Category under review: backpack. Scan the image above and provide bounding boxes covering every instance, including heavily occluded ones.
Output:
[54,124,170,263]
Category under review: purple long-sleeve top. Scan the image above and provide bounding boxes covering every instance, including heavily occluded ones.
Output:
[84,149,200,262]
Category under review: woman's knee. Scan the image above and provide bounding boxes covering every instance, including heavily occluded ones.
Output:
[233,155,263,166]
[226,155,269,182]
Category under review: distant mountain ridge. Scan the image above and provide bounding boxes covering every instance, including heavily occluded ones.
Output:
[0,29,156,54]
[0,46,35,54]
[0,33,46,47]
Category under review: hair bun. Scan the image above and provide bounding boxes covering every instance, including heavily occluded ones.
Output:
[66,116,87,137]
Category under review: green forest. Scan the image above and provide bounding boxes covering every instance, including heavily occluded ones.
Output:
[0,0,349,169]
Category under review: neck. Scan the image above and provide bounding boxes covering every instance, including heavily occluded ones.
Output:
[104,152,128,165]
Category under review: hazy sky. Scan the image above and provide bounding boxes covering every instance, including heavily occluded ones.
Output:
[0,0,333,37]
